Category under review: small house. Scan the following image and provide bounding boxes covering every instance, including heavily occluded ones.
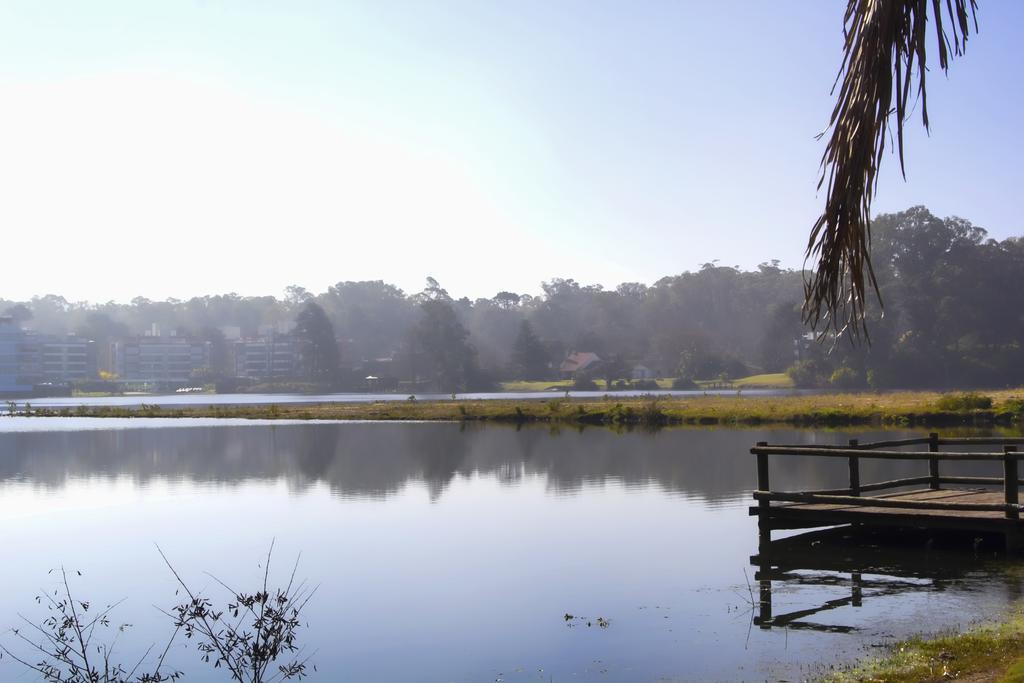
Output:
[559,351,601,378]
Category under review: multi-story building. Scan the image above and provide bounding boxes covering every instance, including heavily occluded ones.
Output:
[233,335,304,380]
[111,335,212,383]
[0,319,95,393]
[38,335,97,383]
[0,316,33,395]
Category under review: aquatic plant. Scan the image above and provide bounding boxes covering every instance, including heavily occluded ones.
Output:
[3,545,316,683]
[0,567,182,682]
[160,542,316,682]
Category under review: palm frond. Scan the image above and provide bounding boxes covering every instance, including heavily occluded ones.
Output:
[804,0,978,340]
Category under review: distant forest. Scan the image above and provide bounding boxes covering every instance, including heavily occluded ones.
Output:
[4,206,1023,391]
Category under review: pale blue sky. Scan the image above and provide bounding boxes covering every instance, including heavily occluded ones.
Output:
[1,1,1021,302]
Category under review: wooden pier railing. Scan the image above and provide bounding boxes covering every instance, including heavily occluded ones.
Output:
[750,433,1024,550]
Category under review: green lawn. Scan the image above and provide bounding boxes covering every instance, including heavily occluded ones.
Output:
[499,379,574,392]
[732,372,794,388]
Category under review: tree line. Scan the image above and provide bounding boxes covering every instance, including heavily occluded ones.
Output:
[3,207,1022,392]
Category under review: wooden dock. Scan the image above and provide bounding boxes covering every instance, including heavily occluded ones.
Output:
[750,434,1024,551]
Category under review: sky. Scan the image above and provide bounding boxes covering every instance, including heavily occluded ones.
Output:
[1,1,1022,303]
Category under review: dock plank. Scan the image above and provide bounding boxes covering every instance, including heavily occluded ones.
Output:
[757,488,1022,539]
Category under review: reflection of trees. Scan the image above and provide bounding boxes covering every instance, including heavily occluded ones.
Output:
[0,424,1000,502]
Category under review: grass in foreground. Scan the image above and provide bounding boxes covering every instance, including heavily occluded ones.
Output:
[824,609,1024,682]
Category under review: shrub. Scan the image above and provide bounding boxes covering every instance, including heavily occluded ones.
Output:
[671,376,698,390]
[1002,398,1024,414]
[572,375,599,391]
[607,402,634,423]
[828,366,862,390]
[639,399,665,423]
[935,392,993,411]
[787,360,829,388]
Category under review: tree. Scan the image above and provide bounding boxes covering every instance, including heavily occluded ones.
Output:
[197,325,231,377]
[677,334,747,382]
[283,285,313,308]
[320,280,416,364]
[511,320,548,379]
[806,0,977,338]
[600,354,628,390]
[420,276,451,302]
[493,291,521,310]
[2,303,32,324]
[759,303,801,373]
[414,299,477,392]
[787,359,830,388]
[294,301,339,382]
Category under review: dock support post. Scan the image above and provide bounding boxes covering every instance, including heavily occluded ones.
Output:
[929,432,940,490]
[758,577,773,629]
[757,551,773,629]
[848,439,860,496]
[1003,446,1019,552]
[851,572,862,607]
[1005,446,1020,552]
[756,442,770,542]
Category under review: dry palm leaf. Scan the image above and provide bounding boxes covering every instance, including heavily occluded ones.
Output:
[805,0,978,340]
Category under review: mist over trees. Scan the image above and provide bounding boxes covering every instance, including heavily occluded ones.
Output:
[294,301,340,382]
[4,207,1022,391]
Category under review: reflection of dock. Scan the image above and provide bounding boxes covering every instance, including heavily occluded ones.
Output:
[750,434,1024,551]
[749,527,1007,631]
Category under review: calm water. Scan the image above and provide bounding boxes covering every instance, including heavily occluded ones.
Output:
[0,419,1019,682]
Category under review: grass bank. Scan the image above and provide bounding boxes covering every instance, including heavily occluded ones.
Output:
[824,609,1024,682]
[497,373,793,392]
[9,389,1024,427]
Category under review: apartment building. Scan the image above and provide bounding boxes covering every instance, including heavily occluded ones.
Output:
[111,335,212,383]
[233,335,304,380]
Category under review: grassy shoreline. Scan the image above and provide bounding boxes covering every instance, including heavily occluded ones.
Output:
[10,389,1024,427]
[497,372,795,392]
[823,608,1024,682]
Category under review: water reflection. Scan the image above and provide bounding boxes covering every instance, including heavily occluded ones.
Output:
[0,421,977,503]
[751,526,1017,634]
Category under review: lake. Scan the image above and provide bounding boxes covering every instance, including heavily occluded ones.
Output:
[0,418,1018,681]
